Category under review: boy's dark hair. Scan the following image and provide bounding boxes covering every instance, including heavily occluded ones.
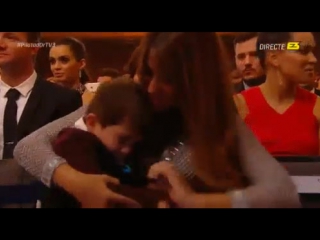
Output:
[233,32,258,46]
[86,76,152,134]
[256,32,292,69]
[26,32,41,43]
[99,68,121,78]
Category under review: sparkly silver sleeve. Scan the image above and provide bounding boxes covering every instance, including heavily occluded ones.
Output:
[161,143,250,208]
[161,116,300,208]
[13,106,86,187]
[161,142,195,180]
[226,190,249,208]
[234,116,300,208]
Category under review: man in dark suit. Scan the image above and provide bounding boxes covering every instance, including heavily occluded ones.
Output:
[0,32,82,160]
[299,72,320,96]
[233,32,265,93]
[301,84,320,96]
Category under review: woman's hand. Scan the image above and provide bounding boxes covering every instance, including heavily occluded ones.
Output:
[148,161,197,208]
[148,162,233,208]
[53,164,141,208]
[82,90,95,105]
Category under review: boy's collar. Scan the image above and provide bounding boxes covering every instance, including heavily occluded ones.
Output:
[74,117,88,131]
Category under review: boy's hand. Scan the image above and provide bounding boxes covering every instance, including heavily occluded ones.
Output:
[75,173,142,208]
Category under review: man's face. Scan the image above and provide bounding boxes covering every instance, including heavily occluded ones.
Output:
[235,37,264,81]
[0,32,36,67]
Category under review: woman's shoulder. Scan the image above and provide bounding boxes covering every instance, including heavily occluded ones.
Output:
[234,87,261,104]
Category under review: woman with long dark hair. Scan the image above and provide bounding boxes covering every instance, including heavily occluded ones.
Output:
[48,37,90,95]
[14,33,299,208]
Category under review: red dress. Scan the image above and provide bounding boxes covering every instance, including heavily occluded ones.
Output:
[241,87,319,156]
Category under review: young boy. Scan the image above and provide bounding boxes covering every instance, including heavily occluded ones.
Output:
[76,77,151,163]
[42,76,156,207]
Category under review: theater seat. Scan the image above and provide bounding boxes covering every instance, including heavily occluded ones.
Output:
[275,156,320,208]
[0,158,42,208]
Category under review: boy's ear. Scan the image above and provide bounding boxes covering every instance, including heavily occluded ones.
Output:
[84,113,98,131]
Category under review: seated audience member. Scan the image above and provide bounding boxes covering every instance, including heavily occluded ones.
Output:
[0,32,82,208]
[42,77,153,208]
[14,32,299,208]
[48,37,90,95]
[300,72,320,96]
[97,68,121,83]
[235,32,320,156]
[0,32,82,161]
[233,32,265,93]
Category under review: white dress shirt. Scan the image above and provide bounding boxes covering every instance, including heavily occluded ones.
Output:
[0,71,37,159]
[74,117,87,131]
[243,81,251,90]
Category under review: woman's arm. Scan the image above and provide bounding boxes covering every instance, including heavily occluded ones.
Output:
[228,116,300,208]
[13,106,86,187]
[156,116,300,208]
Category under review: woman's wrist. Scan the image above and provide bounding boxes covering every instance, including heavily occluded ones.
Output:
[52,163,85,196]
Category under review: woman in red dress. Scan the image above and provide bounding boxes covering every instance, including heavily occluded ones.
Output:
[234,32,320,156]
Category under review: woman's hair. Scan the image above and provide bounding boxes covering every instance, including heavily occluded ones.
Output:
[138,32,247,191]
[123,46,142,78]
[54,37,90,84]
[256,32,292,69]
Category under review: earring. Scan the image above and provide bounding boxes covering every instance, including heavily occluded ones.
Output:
[79,70,82,79]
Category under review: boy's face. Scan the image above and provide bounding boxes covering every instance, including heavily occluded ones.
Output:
[85,114,140,160]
